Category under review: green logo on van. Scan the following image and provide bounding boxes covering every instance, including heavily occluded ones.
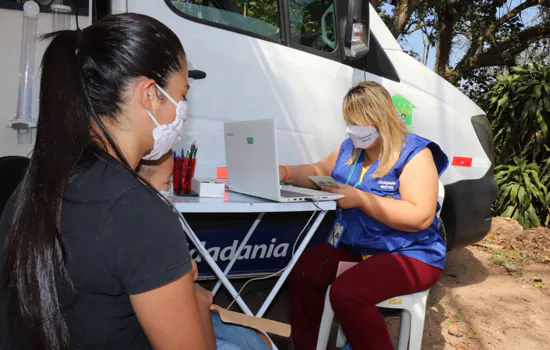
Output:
[247,137,254,144]
[392,94,416,131]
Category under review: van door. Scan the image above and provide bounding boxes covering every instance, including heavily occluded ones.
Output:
[129,0,355,176]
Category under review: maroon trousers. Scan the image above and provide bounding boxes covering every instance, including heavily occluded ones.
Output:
[288,243,442,350]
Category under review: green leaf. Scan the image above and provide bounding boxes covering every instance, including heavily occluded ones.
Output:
[521,99,537,119]
[526,170,544,189]
[497,185,513,209]
[534,85,542,99]
[510,184,519,202]
[497,95,509,108]
[527,206,541,227]
[536,109,548,134]
[532,187,545,203]
[510,66,525,73]
[518,186,526,205]
[521,161,528,172]
[496,174,511,186]
[496,178,510,187]
[513,209,522,224]
[507,166,519,172]
[502,205,516,217]
[523,173,534,192]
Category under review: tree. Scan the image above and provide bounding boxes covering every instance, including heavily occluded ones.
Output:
[372,0,550,84]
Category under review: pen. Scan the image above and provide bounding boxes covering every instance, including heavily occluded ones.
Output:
[173,150,177,158]
[190,142,197,178]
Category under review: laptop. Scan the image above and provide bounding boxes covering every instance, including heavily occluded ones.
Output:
[224,119,344,202]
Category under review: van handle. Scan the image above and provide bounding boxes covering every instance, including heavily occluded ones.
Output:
[321,4,337,50]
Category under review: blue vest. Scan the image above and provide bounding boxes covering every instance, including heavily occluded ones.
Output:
[331,134,449,269]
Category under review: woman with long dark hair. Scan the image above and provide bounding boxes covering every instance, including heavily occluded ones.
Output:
[0,13,270,350]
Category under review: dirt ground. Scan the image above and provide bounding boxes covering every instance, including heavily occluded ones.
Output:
[412,217,550,350]
[408,245,550,350]
[208,218,550,350]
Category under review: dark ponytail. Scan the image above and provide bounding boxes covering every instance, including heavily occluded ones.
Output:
[3,14,185,349]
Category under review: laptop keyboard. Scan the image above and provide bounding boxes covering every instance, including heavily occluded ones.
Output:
[280,189,313,198]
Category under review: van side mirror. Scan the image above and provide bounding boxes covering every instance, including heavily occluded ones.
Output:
[344,0,370,60]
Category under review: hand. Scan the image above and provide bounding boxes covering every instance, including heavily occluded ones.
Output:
[279,165,289,182]
[322,184,364,209]
[194,283,213,307]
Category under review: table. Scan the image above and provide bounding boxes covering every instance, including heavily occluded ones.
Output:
[172,191,336,318]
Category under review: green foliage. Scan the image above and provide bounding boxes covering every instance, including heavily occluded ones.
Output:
[238,0,336,51]
[482,64,550,167]
[237,0,279,29]
[494,158,550,229]
[487,64,550,227]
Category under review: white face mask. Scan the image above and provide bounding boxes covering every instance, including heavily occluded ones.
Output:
[346,125,380,149]
[142,84,188,161]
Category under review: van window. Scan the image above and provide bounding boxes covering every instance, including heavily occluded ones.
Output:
[288,0,337,53]
[168,0,281,41]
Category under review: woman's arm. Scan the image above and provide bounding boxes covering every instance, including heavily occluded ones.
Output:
[191,260,217,350]
[130,272,216,350]
[194,284,216,350]
[323,148,438,232]
[280,147,340,189]
[359,148,438,231]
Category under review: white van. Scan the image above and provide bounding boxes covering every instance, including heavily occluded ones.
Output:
[114,0,497,250]
[2,0,497,253]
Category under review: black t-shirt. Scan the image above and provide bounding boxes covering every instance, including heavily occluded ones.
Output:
[0,155,192,349]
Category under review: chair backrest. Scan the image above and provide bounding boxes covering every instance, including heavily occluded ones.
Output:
[0,156,30,215]
[437,180,445,218]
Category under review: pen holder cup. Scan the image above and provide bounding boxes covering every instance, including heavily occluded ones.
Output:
[173,158,194,195]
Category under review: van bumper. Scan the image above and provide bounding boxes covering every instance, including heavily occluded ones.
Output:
[441,168,498,250]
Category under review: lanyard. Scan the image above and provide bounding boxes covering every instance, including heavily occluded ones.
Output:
[339,150,364,219]
[345,149,364,188]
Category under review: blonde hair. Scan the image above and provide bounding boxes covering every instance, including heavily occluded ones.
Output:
[343,81,408,178]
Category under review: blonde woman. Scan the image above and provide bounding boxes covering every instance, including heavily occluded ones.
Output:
[282,82,449,350]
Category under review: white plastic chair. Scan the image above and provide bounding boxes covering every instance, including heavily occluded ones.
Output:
[316,181,444,350]
[317,282,430,350]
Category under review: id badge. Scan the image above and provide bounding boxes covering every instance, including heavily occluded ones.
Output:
[327,218,346,248]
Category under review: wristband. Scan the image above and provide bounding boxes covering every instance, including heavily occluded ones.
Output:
[280,165,290,182]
